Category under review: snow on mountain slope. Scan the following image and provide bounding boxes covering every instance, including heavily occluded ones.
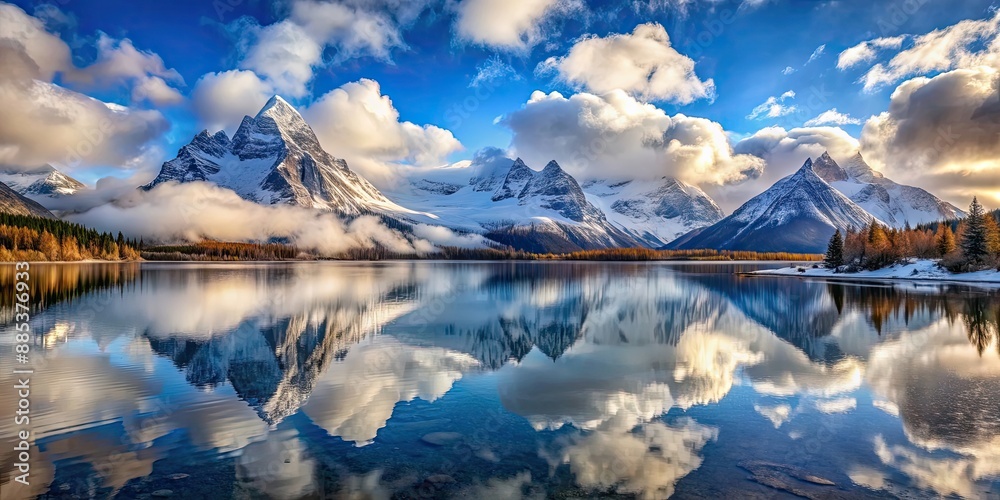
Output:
[668,158,876,253]
[813,151,964,227]
[386,154,641,252]
[0,165,84,196]
[144,96,404,215]
[582,177,725,247]
[0,180,57,218]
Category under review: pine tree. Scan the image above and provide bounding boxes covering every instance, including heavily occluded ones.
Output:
[825,229,844,269]
[936,224,956,257]
[984,212,1000,257]
[961,197,989,267]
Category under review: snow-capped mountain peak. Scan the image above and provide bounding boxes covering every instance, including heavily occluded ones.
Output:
[811,152,848,182]
[491,158,534,202]
[841,152,884,182]
[582,176,725,247]
[0,164,85,197]
[668,157,876,253]
[814,150,962,227]
[145,95,396,214]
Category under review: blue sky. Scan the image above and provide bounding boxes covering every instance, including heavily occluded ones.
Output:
[4,0,1000,208]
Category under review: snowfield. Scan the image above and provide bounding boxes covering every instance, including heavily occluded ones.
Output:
[753,259,1000,285]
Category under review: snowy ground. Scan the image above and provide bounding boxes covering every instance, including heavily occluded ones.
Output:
[752,258,1000,285]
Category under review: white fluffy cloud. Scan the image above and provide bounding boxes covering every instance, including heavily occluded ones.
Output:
[500,89,763,186]
[238,20,323,98]
[0,80,169,171]
[65,34,185,105]
[234,0,432,97]
[746,90,796,120]
[0,2,71,80]
[714,125,860,210]
[0,4,172,172]
[453,0,581,51]
[301,78,463,183]
[836,36,905,70]
[191,70,275,132]
[853,11,1000,92]
[734,125,860,170]
[805,108,862,126]
[859,66,1000,207]
[537,22,714,104]
[66,181,445,255]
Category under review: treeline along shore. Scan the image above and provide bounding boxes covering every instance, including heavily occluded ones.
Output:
[823,197,1000,274]
[0,213,821,262]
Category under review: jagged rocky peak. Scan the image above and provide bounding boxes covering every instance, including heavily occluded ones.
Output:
[144,95,394,213]
[491,158,535,201]
[811,151,848,182]
[520,160,603,223]
[668,156,876,253]
[810,150,963,227]
[842,151,884,182]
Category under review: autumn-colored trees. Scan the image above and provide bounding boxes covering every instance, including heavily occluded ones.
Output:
[0,213,141,262]
[832,197,1000,273]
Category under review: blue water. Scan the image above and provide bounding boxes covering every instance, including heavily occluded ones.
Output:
[1,261,998,499]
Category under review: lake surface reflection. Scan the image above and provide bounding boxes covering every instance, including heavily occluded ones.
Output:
[1,262,999,499]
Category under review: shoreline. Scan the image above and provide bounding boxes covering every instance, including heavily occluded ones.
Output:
[746,259,1000,287]
[1,258,806,265]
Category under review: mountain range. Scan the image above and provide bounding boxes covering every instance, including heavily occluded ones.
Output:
[0,95,967,254]
[669,154,964,253]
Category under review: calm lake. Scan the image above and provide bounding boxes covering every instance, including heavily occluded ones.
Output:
[1,261,999,499]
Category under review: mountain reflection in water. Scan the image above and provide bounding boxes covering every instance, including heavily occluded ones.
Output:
[0,262,998,499]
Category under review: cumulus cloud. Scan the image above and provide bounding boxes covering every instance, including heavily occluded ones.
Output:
[500,89,763,186]
[65,34,185,105]
[191,69,275,132]
[859,66,1000,206]
[711,125,860,210]
[854,11,1000,92]
[64,181,450,255]
[0,78,169,172]
[0,2,71,80]
[0,4,171,172]
[237,19,322,98]
[734,125,860,172]
[131,76,184,106]
[453,0,582,51]
[805,108,862,126]
[836,36,905,70]
[782,66,796,75]
[233,0,433,97]
[301,78,462,182]
[747,90,797,120]
[537,22,714,104]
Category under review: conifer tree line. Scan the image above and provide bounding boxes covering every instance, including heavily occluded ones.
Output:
[827,197,1000,273]
[0,213,141,262]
